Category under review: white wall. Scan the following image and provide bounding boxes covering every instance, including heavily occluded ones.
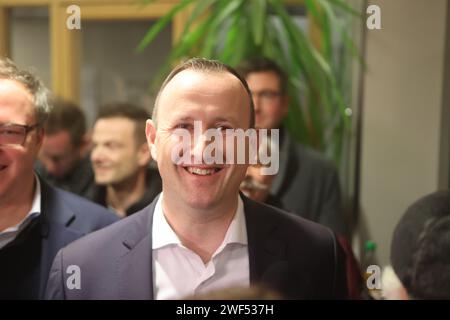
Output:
[10,7,51,89]
[359,0,448,267]
[9,7,172,127]
[81,20,171,127]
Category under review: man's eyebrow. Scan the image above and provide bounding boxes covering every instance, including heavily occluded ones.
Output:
[169,116,243,127]
[174,116,195,122]
[93,138,120,144]
[214,117,240,126]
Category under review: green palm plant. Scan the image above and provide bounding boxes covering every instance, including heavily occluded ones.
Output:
[137,0,362,166]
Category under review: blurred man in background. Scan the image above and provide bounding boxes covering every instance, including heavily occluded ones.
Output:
[90,103,161,217]
[237,58,361,298]
[36,99,94,198]
[237,57,348,238]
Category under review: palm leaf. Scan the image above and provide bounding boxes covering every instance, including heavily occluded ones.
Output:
[137,0,363,167]
[137,0,195,53]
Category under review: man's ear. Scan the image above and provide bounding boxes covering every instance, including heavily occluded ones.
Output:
[35,127,45,149]
[146,119,157,161]
[137,142,151,166]
[280,94,290,119]
[79,133,91,157]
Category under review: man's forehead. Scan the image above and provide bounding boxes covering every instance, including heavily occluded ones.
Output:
[162,69,244,96]
[246,71,281,84]
[0,79,35,124]
[0,79,33,103]
[44,130,72,142]
[95,116,135,126]
[94,117,135,134]
[42,132,74,153]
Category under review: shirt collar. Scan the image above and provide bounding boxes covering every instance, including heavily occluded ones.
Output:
[30,175,42,215]
[152,193,247,250]
[152,192,182,249]
[221,195,247,246]
[1,175,42,234]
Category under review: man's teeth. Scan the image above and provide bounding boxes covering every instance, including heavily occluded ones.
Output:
[186,167,219,176]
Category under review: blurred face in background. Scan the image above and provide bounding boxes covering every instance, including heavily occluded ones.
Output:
[0,79,43,203]
[39,130,85,178]
[245,71,288,129]
[91,117,149,186]
[240,165,275,203]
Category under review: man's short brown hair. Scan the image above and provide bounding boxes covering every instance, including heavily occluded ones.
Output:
[45,98,86,147]
[236,57,288,95]
[96,102,150,146]
[152,58,255,128]
[0,57,52,126]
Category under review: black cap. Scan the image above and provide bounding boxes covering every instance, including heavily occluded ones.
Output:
[391,190,450,299]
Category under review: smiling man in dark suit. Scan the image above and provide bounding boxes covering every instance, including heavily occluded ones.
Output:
[0,57,118,299]
[45,58,347,300]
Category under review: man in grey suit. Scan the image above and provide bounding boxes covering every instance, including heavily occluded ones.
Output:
[237,57,348,237]
[45,58,347,299]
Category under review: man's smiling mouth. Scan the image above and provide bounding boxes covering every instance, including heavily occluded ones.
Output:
[183,166,223,176]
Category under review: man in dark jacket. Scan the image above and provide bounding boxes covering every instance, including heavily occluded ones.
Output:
[237,57,348,237]
[0,57,118,299]
[45,58,347,300]
[35,99,94,199]
[89,103,162,217]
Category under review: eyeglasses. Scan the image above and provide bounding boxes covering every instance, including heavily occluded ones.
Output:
[250,90,282,102]
[0,123,39,146]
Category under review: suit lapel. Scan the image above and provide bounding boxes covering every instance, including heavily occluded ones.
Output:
[118,197,158,300]
[270,130,292,196]
[243,195,287,285]
[39,179,81,298]
[117,194,287,299]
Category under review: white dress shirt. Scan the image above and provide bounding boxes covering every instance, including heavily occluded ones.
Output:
[152,193,250,300]
[0,176,41,250]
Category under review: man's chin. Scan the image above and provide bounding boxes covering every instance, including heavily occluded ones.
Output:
[94,178,112,186]
[184,193,221,210]
[52,173,69,180]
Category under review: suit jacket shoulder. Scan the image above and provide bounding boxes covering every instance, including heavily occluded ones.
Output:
[244,196,348,299]
[272,135,347,236]
[37,179,119,298]
[45,186,119,230]
[45,200,153,300]
[46,194,347,299]
[296,143,337,172]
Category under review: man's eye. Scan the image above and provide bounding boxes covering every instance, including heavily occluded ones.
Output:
[260,91,278,99]
[105,142,120,149]
[175,123,193,130]
[216,125,231,132]
[0,129,21,136]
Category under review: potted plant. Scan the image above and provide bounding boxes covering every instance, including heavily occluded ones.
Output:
[138,0,362,167]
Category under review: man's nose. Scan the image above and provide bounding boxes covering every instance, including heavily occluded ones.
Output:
[46,161,59,174]
[252,95,261,113]
[91,147,104,164]
[191,134,208,162]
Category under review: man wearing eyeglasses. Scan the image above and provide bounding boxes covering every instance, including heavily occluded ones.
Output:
[237,58,348,238]
[0,57,118,299]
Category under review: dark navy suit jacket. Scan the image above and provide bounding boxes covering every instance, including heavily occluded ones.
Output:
[45,194,347,299]
[10,178,119,298]
[271,131,348,237]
